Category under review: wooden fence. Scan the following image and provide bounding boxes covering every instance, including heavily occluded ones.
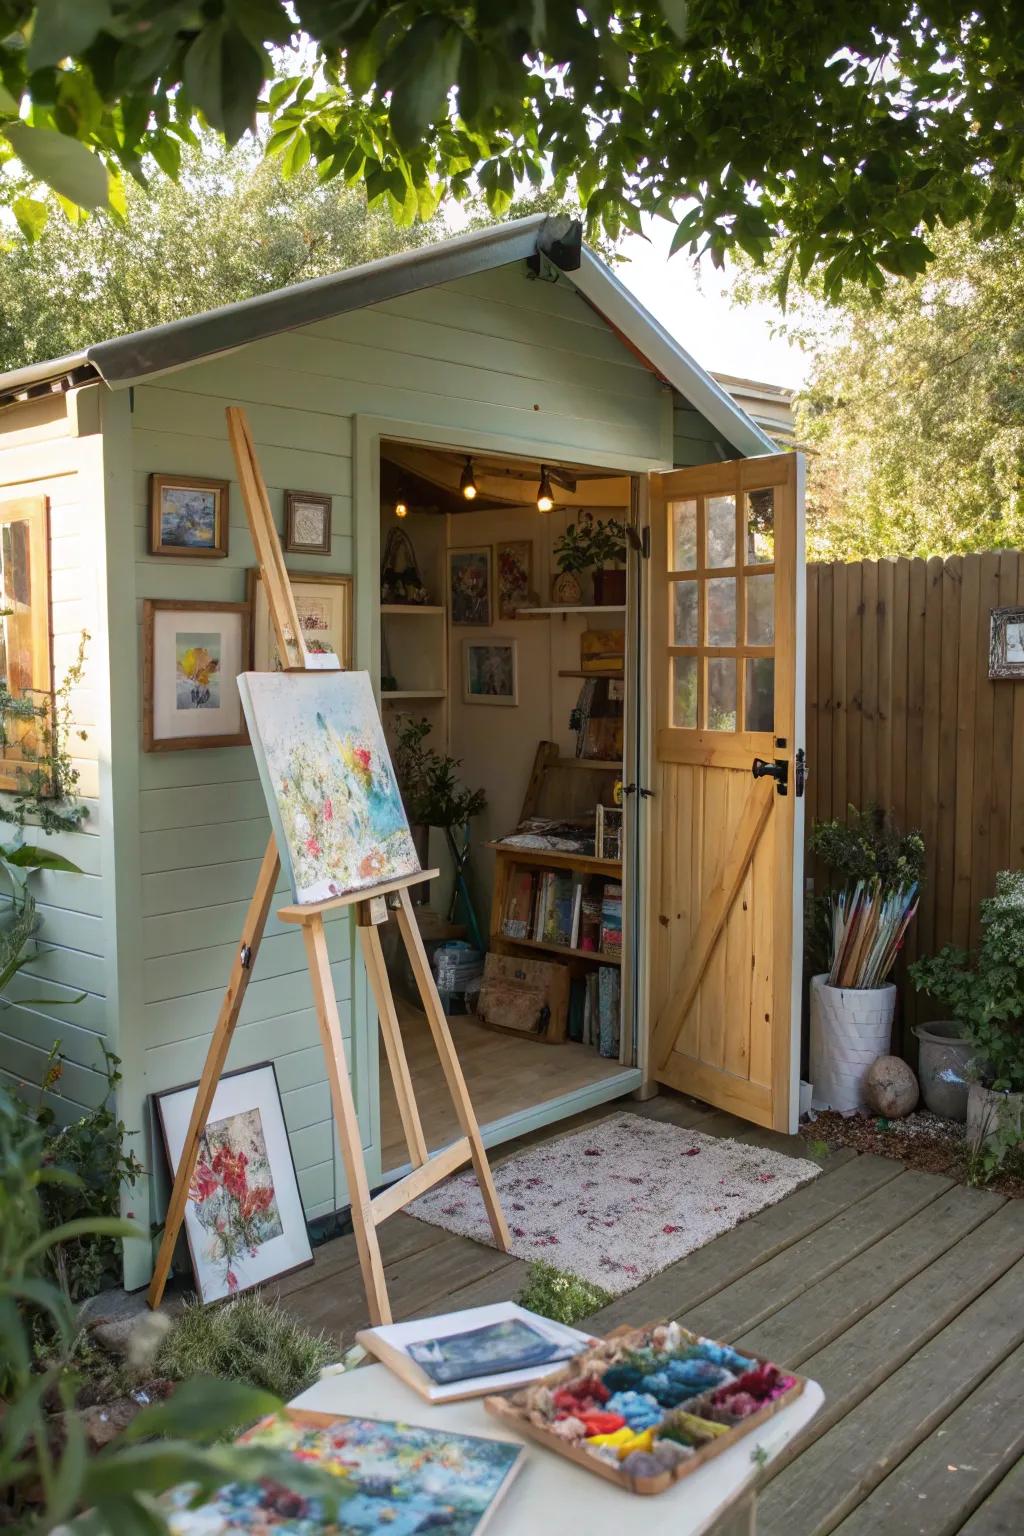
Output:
[806,550,1024,1047]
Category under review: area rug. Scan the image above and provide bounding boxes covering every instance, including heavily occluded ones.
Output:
[408,1112,822,1296]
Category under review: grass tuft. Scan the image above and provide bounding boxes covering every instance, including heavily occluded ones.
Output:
[517,1260,614,1326]
[156,1292,337,1413]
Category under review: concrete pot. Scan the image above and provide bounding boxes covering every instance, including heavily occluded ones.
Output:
[912,1020,974,1121]
[809,974,896,1113]
[966,1082,1024,1155]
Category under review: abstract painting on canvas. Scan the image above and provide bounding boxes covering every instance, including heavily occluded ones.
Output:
[238,670,420,904]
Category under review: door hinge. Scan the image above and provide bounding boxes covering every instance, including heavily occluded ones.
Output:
[621,783,655,799]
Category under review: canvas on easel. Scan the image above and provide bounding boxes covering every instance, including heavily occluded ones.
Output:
[147,404,510,1327]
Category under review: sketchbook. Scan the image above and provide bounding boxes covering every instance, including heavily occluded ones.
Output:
[357,1301,595,1403]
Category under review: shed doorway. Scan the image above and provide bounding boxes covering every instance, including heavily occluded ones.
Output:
[376,438,644,1175]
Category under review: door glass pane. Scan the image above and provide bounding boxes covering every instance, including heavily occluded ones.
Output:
[706,657,737,731]
[746,572,775,645]
[706,577,736,646]
[706,494,736,567]
[745,657,775,732]
[671,654,697,728]
[670,499,697,570]
[745,488,775,563]
[671,579,698,646]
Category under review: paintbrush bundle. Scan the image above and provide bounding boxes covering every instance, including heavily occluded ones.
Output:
[827,879,919,989]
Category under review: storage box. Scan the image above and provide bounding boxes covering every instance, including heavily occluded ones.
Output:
[581,628,625,675]
[476,953,570,1043]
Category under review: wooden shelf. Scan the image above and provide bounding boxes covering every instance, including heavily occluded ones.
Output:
[381,604,445,616]
[558,669,624,680]
[485,842,621,877]
[381,689,446,701]
[560,758,621,771]
[496,933,622,966]
[515,605,626,618]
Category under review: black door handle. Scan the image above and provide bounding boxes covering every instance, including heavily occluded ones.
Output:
[752,757,789,795]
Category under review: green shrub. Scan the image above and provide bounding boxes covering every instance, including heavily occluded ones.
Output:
[156,1293,337,1412]
[517,1261,614,1326]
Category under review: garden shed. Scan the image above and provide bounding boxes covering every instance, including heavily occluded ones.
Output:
[0,214,805,1289]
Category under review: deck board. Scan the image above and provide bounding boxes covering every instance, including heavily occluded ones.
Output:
[272,1089,1024,1533]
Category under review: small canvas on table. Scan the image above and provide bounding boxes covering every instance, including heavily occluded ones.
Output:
[237,670,420,904]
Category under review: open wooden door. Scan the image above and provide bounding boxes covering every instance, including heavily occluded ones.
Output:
[646,454,805,1132]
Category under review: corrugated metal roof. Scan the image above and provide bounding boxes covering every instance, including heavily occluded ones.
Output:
[0,208,773,456]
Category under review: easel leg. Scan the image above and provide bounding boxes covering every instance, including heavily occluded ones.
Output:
[357,911,428,1168]
[392,886,511,1252]
[148,837,280,1309]
[303,914,392,1325]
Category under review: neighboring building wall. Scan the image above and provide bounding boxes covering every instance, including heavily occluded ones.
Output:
[0,390,117,1126]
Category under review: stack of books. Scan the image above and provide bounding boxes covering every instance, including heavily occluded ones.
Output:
[502,870,586,950]
[600,881,623,956]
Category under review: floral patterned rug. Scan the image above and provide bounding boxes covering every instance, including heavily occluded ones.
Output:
[408,1112,822,1296]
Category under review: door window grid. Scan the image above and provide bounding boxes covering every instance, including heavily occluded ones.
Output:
[667,491,776,733]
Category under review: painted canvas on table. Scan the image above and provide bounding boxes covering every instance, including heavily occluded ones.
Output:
[238,670,419,904]
[449,548,492,626]
[155,1064,311,1303]
[164,1410,523,1534]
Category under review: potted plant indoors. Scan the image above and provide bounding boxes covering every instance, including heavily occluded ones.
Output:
[588,515,628,605]
[909,870,1024,1158]
[551,520,590,604]
[807,806,924,1113]
[392,716,487,911]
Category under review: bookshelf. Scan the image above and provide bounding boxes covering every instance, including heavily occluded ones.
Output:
[486,842,623,966]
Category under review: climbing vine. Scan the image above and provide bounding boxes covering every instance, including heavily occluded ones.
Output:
[0,630,90,834]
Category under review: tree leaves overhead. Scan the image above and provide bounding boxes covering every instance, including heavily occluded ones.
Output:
[0,2,1023,293]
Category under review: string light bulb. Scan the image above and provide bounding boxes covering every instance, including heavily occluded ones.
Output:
[536,464,554,513]
[394,488,409,518]
[459,456,478,500]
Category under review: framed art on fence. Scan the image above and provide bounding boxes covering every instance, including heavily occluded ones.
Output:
[148,473,229,558]
[154,1062,313,1304]
[463,639,518,706]
[989,606,1024,679]
[142,599,250,751]
[247,568,353,671]
[284,490,332,555]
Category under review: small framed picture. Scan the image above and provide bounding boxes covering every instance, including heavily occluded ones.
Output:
[284,490,332,555]
[449,546,492,627]
[989,607,1024,679]
[595,803,623,860]
[463,638,518,706]
[143,599,250,751]
[154,1062,313,1304]
[149,473,229,558]
[246,569,352,671]
[496,539,533,619]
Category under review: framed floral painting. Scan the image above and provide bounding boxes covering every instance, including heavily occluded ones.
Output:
[154,1062,312,1303]
[142,599,251,751]
[495,539,533,619]
[246,568,352,672]
[449,547,492,626]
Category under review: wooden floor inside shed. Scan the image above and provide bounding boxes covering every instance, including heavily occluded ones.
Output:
[269,1093,1024,1535]
[378,1000,633,1173]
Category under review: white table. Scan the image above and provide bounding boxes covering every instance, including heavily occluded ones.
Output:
[292,1363,824,1536]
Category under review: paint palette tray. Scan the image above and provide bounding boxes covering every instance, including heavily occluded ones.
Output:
[485,1321,805,1496]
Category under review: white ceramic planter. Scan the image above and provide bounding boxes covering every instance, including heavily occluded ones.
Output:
[809,974,897,1113]
[966,1082,1024,1153]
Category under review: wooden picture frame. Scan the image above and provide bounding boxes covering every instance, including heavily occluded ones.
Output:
[246,568,353,671]
[989,606,1024,679]
[462,638,518,706]
[0,494,53,794]
[143,598,251,751]
[449,546,492,627]
[153,1061,313,1304]
[495,539,533,619]
[284,490,332,555]
[148,473,229,558]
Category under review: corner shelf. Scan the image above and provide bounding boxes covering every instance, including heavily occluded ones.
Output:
[496,933,622,967]
[558,669,624,680]
[515,605,626,618]
[381,690,447,701]
[381,604,445,616]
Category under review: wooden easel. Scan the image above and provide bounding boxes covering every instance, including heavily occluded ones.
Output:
[147,407,510,1324]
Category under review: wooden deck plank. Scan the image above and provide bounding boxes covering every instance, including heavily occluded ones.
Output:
[757,1255,1024,1536]
[763,1199,1024,1479]
[585,1152,901,1334]
[682,1169,954,1343]
[954,1457,1024,1536]
[833,1339,1024,1536]
[734,1183,1004,1366]
[406,1257,532,1319]
[269,1212,450,1301]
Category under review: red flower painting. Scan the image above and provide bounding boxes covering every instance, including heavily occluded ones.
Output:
[187,1107,283,1294]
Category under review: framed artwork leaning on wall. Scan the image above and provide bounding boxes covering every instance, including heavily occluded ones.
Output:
[142,598,251,751]
[246,568,353,671]
[154,1062,313,1304]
